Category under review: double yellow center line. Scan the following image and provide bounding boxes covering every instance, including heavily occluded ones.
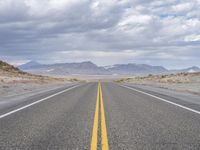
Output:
[91,82,109,150]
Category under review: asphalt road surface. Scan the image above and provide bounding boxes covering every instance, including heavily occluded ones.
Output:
[0,82,200,150]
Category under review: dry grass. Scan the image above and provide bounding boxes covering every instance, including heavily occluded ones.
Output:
[116,72,200,95]
[117,72,200,84]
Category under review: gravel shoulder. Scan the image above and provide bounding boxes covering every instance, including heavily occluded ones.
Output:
[0,77,79,113]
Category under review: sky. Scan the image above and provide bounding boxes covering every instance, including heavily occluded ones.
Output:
[0,0,200,69]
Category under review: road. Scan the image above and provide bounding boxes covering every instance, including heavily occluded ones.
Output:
[0,82,200,149]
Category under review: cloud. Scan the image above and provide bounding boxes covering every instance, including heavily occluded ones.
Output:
[172,2,194,13]
[184,34,200,42]
[0,0,200,68]
[54,50,147,65]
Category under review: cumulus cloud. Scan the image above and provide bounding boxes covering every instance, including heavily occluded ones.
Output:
[0,0,200,68]
[53,50,148,65]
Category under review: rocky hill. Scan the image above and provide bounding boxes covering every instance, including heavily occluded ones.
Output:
[0,60,28,76]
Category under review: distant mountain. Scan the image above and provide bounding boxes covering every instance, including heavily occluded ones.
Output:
[18,61,200,75]
[171,66,200,73]
[18,61,41,70]
[106,64,168,75]
[19,61,109,75]
[180,66,200,73]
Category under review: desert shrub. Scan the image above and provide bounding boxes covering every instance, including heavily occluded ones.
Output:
[148,74,153,77]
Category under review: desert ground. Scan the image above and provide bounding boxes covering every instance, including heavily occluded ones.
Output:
[0,60,79,99]
[117,72,200,95]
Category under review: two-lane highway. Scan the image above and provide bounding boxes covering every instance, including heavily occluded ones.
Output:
[1,82,200,149]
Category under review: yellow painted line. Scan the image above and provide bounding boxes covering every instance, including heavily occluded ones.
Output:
[91,82,100,150]
[90,82,109,150]
[99,82,109,150]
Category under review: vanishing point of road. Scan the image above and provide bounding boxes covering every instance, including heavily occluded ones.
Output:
[1,82,200,149]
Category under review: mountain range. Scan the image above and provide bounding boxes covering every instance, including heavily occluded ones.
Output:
[18,61,200,75]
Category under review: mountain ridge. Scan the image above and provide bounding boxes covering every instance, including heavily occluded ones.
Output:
[18,61,200,75]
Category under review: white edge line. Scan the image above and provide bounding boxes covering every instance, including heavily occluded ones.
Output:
[120,84,200,115]
[0,84,81,119]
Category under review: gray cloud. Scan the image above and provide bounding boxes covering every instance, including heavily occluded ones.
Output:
[0,0,200,68]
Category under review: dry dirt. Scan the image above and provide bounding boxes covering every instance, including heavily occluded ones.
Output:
[117,72,200,95]
[0,60,79,98]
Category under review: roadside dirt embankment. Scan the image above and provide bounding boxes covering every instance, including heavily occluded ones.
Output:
[0,60,80,98]
[117,72,200,95]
